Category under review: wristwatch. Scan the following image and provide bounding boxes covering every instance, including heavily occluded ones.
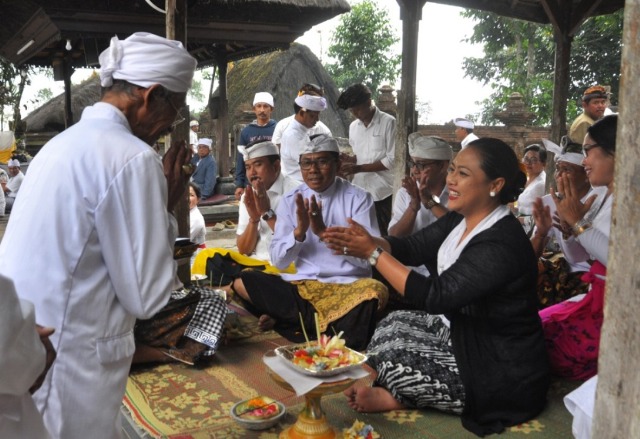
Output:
[368,247,384,266]
[261,209,276,221]
[424,195,440,210]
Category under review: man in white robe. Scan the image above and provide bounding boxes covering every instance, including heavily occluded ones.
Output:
[0,274,55,438]
[0,32,196,439]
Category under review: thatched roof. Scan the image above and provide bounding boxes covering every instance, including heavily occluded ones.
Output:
[223,43,351,137]
[0,0,350,68]
[23,73,100,132]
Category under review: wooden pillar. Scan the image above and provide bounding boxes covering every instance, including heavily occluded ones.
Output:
[394,0,425,195]
[545,26,572,188]
[63,58,73,128]
[216,58,230,179]
[166,0,191,284]
[593,1,640,436]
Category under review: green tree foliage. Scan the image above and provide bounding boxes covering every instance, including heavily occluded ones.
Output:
[325,0,401,97]
[461,10,622,126]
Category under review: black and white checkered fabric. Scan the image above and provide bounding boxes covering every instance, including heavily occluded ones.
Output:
[175,286,228,357]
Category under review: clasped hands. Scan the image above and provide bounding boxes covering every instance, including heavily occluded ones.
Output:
[532,174,597,237]
[292,194,376,258]
[243,180,271,223]
[163,140,193,212]
[402,173,434,212]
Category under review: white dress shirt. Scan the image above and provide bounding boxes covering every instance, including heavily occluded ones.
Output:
[349,107,396,201]
[236,172,300,261]
[270,177,379,283]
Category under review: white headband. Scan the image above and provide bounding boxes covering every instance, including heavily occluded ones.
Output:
[238,141,279,161]
[541,138,584,167]
[295,95,327,112]
[300,134,339,155]
[100,32,197,93]
[253,92,274,107]
[198,138,213,148]
[7,159,20,167]
[408,134,452,161]
[454,117,474,129]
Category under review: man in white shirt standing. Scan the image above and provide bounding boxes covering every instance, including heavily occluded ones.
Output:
[0,32,196,439]
[279,93,327,183]
[338,83,396,235]
[272,83,331,148]
[3,158,24,213]
[453,117,479,149]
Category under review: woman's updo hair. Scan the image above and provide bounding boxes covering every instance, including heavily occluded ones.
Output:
[587,114,617,155]
[523,143,548,164]
[466,138,526,204]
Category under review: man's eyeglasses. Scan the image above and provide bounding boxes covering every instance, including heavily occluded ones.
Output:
[408,160,439,171]
[521,157,541,165]
[299,158,335,170]
[166,97,185,128]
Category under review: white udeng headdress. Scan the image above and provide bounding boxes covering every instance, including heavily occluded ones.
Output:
[294,94,327,112]
[542,139,584,167]
[238,141,279,161]
[99,32,197,93]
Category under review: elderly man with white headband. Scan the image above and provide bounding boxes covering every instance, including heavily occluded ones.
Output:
[190,137,217,200]
[279,93,327,183]
[234,92,277,200]
[0,32,196,439]
[231,134,388,350]
[388,134,452,280]
[3,158,24,213]
[529,137,607,306]
[453,117,479,149]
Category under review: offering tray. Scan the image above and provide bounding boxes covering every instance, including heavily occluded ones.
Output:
[266,349,357,439]
[274,343,367,377]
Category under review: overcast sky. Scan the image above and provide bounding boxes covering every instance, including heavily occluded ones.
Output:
[18,1,490,126]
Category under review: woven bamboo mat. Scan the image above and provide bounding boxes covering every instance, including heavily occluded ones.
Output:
[123,310,580,438]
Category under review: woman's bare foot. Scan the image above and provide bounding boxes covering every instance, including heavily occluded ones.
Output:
[258,314,276,331]
[344,385,405,412]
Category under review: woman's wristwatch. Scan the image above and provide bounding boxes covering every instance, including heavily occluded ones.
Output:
[424,195,440,210]
[368,247,384,266]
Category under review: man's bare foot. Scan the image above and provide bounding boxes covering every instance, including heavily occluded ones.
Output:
[343,385,405,412]
[258,314,276,331]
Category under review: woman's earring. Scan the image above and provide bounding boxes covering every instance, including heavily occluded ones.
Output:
[489,191,496,197]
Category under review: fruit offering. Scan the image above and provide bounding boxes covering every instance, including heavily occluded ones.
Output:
[234,396,281,420]
[292,332,360,372]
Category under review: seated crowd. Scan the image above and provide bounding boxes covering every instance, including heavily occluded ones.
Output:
[1,30,616,438]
